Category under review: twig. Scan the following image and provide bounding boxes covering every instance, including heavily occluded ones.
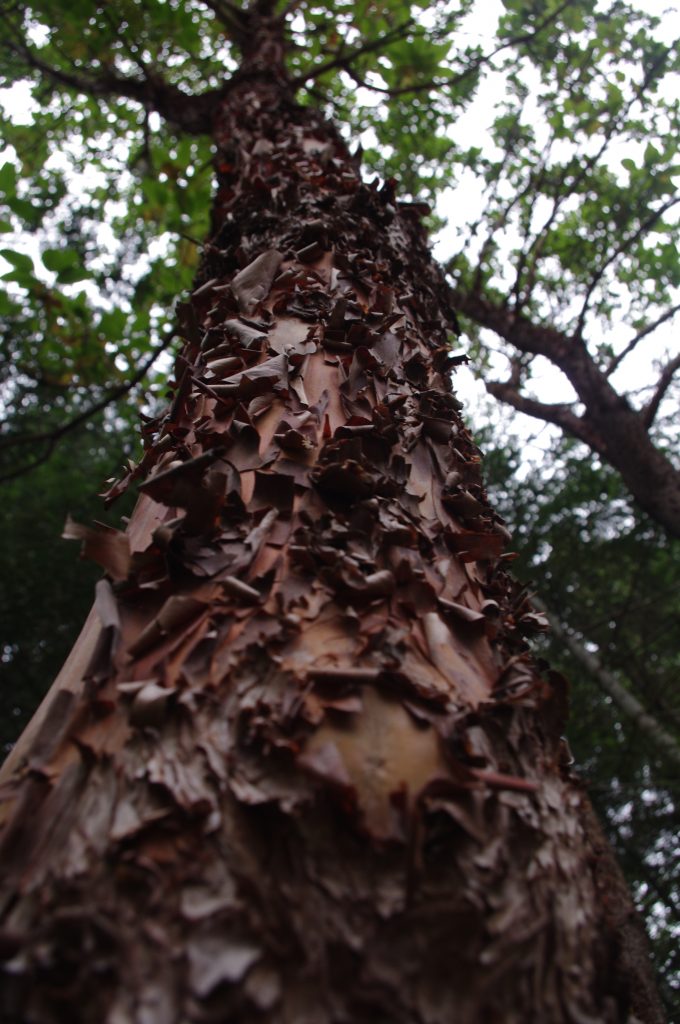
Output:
[575,195,680,340]
[642,352,680,429]
[290,19,414,87]
[606,303,680,378]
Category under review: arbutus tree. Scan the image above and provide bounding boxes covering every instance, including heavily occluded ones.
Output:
[0,0,669,1021]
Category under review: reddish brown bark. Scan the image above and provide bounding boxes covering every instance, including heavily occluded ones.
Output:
[0,46,663,1024]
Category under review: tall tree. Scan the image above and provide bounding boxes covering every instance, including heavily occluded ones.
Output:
[0,0,669,1020]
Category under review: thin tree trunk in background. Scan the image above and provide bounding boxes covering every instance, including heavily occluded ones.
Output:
[0,38,664,1024]
[533,598,680,770]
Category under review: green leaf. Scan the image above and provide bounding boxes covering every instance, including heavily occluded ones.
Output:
[42,248,79,273]
[7,196,42,226]
[0,248,34,274]
[0,163,17,196]
[55,266,92,284]
[0,290,18,315]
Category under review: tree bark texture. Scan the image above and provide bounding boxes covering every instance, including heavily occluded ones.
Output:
[0,67,663,1024]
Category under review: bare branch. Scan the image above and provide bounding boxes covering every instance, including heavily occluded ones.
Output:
[606,303,680,378]
[534,598,680,770]
[484,377,602,449]
[642,352,680,429]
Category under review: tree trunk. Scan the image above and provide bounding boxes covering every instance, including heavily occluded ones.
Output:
[0,44,663,1024]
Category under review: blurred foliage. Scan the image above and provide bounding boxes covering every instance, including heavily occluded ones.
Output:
[477,410,680,1008]
[0,0,678,1010]
[0,413,136,753]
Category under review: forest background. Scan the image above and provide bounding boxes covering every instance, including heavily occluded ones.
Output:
[0,0,678,1012]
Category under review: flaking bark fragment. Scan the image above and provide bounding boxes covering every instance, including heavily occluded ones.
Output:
[230,249,283,314]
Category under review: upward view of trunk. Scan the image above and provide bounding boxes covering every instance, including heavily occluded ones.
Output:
[0,20,663,1024]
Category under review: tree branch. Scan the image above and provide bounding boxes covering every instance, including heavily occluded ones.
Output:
[484,377,602,449]
[2,28,226,134]
[451,286,579,364]
[575,195,680,339]
[606,303,680,378]
[290,19,414,87]
[0,331,175,485]
[201,0,251,44]
[642,352,680,429]
[453,286,680,538]
[533,598,680,770]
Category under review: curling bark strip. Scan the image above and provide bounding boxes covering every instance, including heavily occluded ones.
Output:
[0,52,663,1024]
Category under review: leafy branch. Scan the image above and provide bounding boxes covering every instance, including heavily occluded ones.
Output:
[0,330,176,485]
[575,194,680,340]
[507,43,670,316]
[0,14,227,134]
[308,0,575,99]
[289,18,415,88]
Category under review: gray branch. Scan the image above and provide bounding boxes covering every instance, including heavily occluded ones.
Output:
[534,598,680,770]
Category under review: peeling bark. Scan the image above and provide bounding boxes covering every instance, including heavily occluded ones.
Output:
[0,60,663,1024]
